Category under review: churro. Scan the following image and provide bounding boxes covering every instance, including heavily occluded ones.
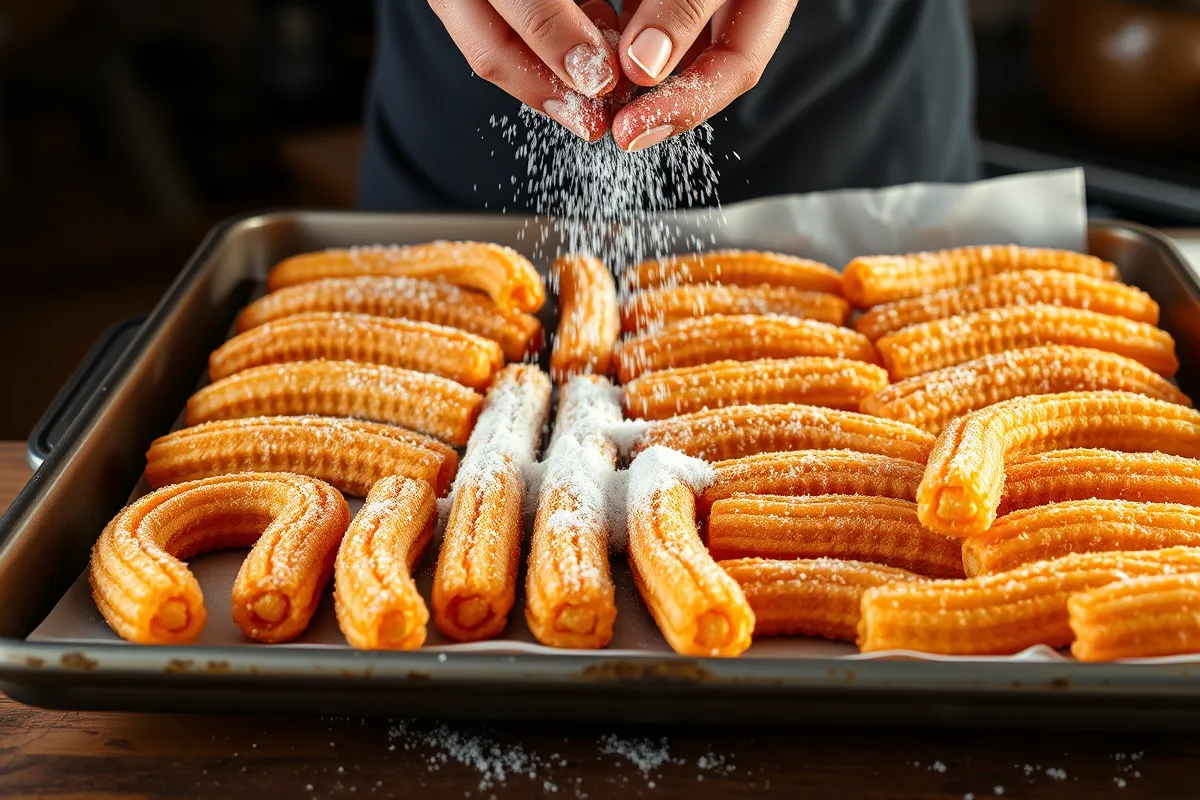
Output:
[526,376,622,649]
[629,404,936,464]
[626,446,754,657]
[615,314,879,383]
[843,245,1118,307]
[875,304,1178,379]
[1069,573,1200,661]
[185,360,483,446]
[621,284,849,332]
[719,557,927,641]
[626,249,844,296]
[235,276,543,361]
[999,449,1200,516]
[267,241,545,313]
[708,494,965,578]
[144,416,458,497]
[917,391,1200,536]
[622,357,889,420]
[853,269,1159,341]
[861,346,1191,434]
[858,547,1200,655]
[334,475,435,650]
[209,312,505,390]
[549,254,620,383]
[962,500,1200,576]
[433,365,551,641]
[90,473,350,645]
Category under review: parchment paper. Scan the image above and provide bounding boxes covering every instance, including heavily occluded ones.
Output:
[33,167,1152,663]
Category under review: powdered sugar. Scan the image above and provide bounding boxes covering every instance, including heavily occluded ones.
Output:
[625,445,715,514]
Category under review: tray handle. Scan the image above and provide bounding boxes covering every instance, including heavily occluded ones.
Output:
[26,316,148,471]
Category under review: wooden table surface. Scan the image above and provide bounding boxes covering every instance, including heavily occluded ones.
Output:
[0,443,1198,798]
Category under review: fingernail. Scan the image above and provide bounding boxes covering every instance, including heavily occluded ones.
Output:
[627,27,672,79]
[543,99,591,141]
[564,43,617,98]
[625,124,673,152]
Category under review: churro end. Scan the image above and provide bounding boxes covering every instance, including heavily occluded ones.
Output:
[378,610,418,648]
[935,487,974,522]
[249,591,289,625]
[695,611,731,649]
[152,598,190,633]
[453,595,492,630]
[554,605,597,636]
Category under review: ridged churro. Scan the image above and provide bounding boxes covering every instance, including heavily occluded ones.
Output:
[719,557,927,641]
[626,249,844,296]
[629,404,936,464]
[875,304,1179,379]
[622,357,889,420]
[621,284,849,332]
[999,449,1200,516]
[209,312,505,390]
[853,269,1159,341]
[962,500,1200,576]
[615,314,879,383]
[1069,573,1200,661]
[235,276,543,361]
[433,365,551,641]
[144,416,458,497]
[549,254,620,384]
[858,547,1200,655]
[526,376,622,649]
[267,241,545,313]
[917,391,1200,536]
[185,360,483,446]
[861,346,1191,434]
[843,245,1118,307]
[699,450,925,517]
[90,473,350,645]
[334,475,435,650]
[707,494,965,579]
[626,447,754,657]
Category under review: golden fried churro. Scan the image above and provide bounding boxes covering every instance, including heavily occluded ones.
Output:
[843,245,1118,307]
[875,305,1179,379]
[853,270,1159,341]
[621,284,849,332]
[708,494,965,578]
[699,450,924,517]
[145,416,458,497]
[629,404,936,464]
[185,360,483,446]
[267,241,545,313]
[858,547,1200,655]
[433,365,551,641]
[626,446,754,657]
[626,249,844,296]
[549,254,620,384]
[719,557,927,641]
[526,376,622,649]
[999,449,1200,517]
[1069,573,1200,661]
[614,314,879,384]
[962,500,1200,576]
[861,346,1191,434]
[235,276,543,361]
[90,473,350,645]
[622,357,889,420]
[917,391,1200,536]
[209,312,505,390]
[334,475,435,650]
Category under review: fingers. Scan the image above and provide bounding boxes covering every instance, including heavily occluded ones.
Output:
[489,0,621,97]
[619,0,725,84]
[428,0,611,141]
[578,0,619,30]
[612,0,796,151]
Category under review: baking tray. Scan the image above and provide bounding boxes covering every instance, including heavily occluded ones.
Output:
[2,210,1199,727]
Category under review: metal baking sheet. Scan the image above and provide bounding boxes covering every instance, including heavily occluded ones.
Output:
[4,170,1200,724]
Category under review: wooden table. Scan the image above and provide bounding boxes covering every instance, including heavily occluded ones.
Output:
[0,443,1197,797]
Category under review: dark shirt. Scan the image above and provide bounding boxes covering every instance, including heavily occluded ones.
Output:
[357,0,980,211]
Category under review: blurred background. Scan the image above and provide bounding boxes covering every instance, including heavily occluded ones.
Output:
[0,0,1197,440]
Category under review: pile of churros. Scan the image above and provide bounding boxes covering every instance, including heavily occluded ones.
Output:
[87,238,1200,664]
